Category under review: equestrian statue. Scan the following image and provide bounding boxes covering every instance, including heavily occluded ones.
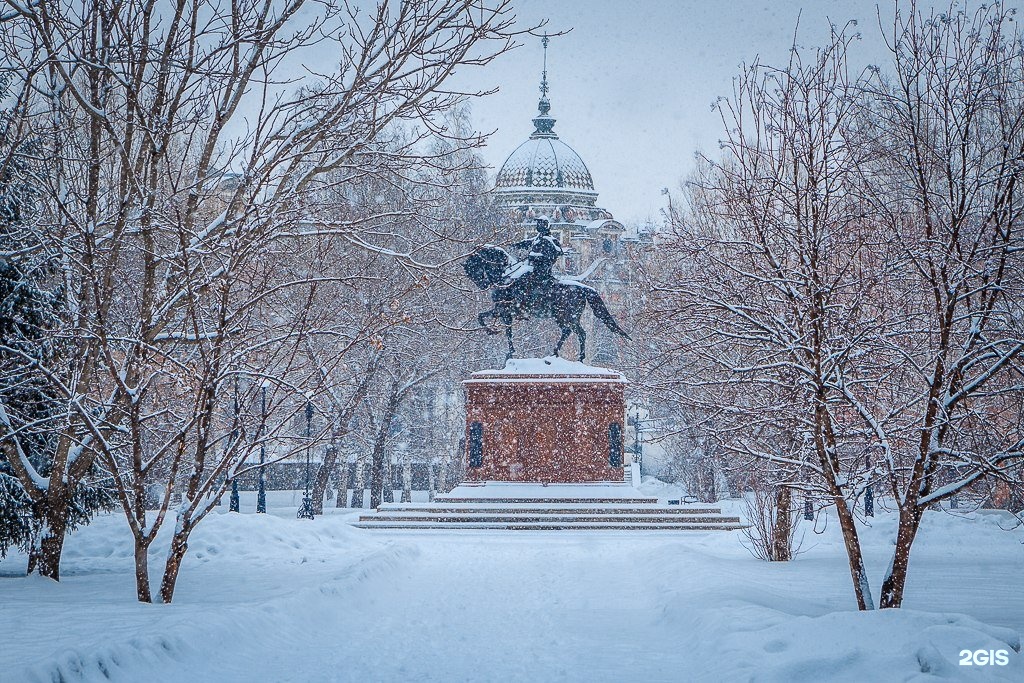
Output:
[463,216,631,361]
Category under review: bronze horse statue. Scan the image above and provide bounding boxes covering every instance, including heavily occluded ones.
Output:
[463,245,630,361]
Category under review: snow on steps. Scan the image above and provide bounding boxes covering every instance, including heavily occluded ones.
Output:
[431,496,656,504]
[352,510,745,531]
[352,481,746,531]
[352,499,745,532]
[352,509,745,532]
[352,521,746,531]
[375,504,726,514]
[364,512,740,524]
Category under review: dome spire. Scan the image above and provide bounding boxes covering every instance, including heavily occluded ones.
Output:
[531,33,557,139]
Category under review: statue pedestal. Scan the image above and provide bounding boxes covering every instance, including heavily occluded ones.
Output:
[462,358,627,483]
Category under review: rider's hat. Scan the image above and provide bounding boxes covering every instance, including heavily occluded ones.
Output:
[535,216,551,235]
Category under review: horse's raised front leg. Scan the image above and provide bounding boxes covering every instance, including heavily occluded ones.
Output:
[479,310,498,335]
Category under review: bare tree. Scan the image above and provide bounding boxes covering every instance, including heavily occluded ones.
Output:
[740,481,802,562]
[646,25,878,609]
[849,2,1024,608]
[0,57,114,579]
[0,0,525,601]
[366,346,437,509]
[643,4,1023,613]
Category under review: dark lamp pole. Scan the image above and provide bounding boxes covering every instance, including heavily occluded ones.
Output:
[257,383,267,514]
[802,447,814,521]
[628,409,644,475]
[229,378,240,512]
[864,453,874,517]
[297,398,316,519]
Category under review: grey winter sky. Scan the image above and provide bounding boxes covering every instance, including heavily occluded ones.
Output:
[450,0,977,226]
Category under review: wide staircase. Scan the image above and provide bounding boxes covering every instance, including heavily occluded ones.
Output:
[351,482,745,531]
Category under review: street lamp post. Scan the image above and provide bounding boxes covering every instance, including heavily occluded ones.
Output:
[864,453,874,517]
[627,409,662,477]
[297,398,316,519]
[802,444,814,521]
[257,382,267,514]
[629,409,643,475]
[229,378,240,512]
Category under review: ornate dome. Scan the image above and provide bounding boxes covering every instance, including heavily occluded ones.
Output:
[494,44,595,195]
[493,35,610,226]
[495,136,594,191]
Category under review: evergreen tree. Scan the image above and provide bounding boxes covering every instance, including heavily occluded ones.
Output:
[0,462,34,558]
[0,71,112,568]
[0,68,48,559]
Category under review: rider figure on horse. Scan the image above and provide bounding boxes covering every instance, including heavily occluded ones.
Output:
[510,216,564,312]
[462,218,630,361]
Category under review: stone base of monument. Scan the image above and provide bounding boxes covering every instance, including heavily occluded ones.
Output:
[462,357,628,483]
[351,358,745,532]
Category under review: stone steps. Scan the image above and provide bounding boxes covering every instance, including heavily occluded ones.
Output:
[431,497,657,505]
[360,512,741,523]
[352,481,745,532]
[351,520,746,531]
[354,502,744,532]
[375,504,725,515]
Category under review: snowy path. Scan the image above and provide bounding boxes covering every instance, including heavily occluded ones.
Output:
[217,534,688,682]
[3,498,1024,682]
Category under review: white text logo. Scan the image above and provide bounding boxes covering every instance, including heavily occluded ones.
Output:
[959,649,1010,666]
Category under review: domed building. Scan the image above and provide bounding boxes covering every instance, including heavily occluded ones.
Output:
[492,38,650,363]
[493,45,624,257]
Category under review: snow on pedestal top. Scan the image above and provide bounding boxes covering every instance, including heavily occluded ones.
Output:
[481,356,619,376]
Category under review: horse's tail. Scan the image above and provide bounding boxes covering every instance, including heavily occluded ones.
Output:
[585,288,631,339]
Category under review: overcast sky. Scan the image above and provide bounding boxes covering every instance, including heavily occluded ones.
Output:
[449,0,971,225]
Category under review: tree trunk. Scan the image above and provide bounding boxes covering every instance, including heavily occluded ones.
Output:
[451,438,465,490]
[25,489,71,580]
[350,458,366,508]
[370,438,388,509]
[28,507,69,580]
[832,493,874,610]
[437,457,450,495]
[33,531,67,580]
[383,457,394,504]
[26,541,40,575]
[427,457,436,502]
[134,538,153,603]
[401,457,412,503]
[369,387,403,509]
[879,505,924,608]
[336,459,349,508]
[312,445,337,515]
[815,397,874,610]
[771,486,792,562]
[159,530,190,603]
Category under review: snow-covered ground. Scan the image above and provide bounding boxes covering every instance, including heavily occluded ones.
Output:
[2,486,1023,682]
